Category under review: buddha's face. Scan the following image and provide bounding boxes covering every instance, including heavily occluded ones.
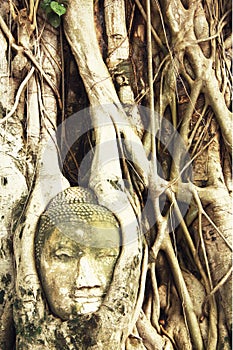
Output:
[39,222,120,320]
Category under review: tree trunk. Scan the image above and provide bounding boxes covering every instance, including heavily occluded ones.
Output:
[0,0,232,349]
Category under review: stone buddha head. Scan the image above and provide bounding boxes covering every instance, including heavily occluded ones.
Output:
[35,187,120,320]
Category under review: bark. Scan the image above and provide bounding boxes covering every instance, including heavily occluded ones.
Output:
[0,0,232,349]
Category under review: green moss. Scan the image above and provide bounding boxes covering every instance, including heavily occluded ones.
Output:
[1,273,12,286]
[0,290,5,304]
[13,298,22,310]
[24,324,42,339]
[19,286,27,296]
[224,336,229,343]
[15,316,42,341]
[67,315,99,347]
[54,331,70,350]
[15,319,24,335]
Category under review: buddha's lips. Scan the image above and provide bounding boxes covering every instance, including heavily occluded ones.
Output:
[71,293,104,300]
[74,295,102,299]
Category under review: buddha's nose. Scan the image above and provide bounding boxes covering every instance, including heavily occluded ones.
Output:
[75,255,102,289]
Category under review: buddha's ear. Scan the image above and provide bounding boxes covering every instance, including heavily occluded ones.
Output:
[34,216,55,269]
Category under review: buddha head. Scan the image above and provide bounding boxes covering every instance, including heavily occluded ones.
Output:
[35,187,121,320]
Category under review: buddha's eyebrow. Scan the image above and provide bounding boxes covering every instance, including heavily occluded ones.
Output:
[52,239,79,250]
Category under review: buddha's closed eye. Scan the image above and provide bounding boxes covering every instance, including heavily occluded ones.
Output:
[95,248,119,259]
[54,248,83,260]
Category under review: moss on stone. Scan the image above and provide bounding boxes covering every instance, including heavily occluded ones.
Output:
[0,290,5,304]
[1,273,12,286]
